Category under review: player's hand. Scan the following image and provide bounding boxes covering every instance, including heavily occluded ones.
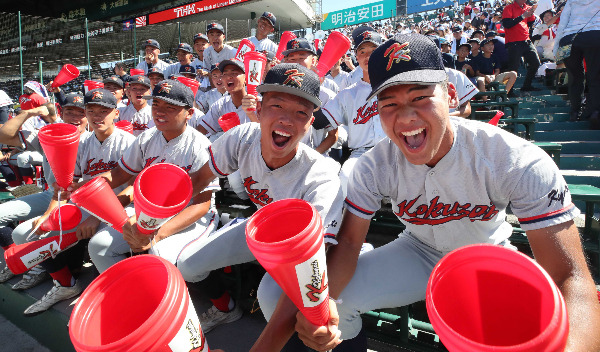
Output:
[32,215,50,236]
[296,299,342,351]
[64,180,87,200]
[242,94,258,113]
[463,64,472,71]
[198,69,209,77]
[122,215,153,252]
[45,81,60,93]
[29,105,49,118]
[75,216,101,240]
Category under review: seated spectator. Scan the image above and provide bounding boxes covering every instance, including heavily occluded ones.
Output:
[455,43,477,82]
[468,38,482,60]
[474,39,518,98]
[532,9,560,62]
[486,31,509,70]
[450,26,468,54]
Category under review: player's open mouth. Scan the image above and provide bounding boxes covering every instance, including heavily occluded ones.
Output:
[156,118,167,123]
[135,95,143,99]
[401,128,426,150]
[272,130,291,148]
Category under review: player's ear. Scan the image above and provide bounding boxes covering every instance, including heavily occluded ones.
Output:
[446,82,459,110]
[186,107,193,120]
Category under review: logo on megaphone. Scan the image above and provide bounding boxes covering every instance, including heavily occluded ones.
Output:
[305,261,328,303]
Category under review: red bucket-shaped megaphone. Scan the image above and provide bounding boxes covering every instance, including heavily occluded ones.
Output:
[133,163,193,235]
[175,76,200,97]
[488,110,504,126]
[70,177,129,233]
[52,64,80,88]
[316,31,351,78]
[5,232,79,275]
[234,38,256,62]
[218,112,240,132]
[70,255,209,352]
[84,80,104,93]
[276,31,297,61]
[130,68,145,76]
[39,204,82,232]
[115,120,134,134]
[244,51,267,99]
[426,244,568,352]
[246,199,330,326]
[38,123,80,190]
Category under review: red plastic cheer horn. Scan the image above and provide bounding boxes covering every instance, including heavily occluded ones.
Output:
[115,120,134,134]
[83,80,104,93]
[38,123,80,189]
[276,31,297,61]
[130,68,145,76]
[314,39,320,50]
[218,112,240,132]
[246,199,330,326]
[244,51,267,112]
[175,76,200,97]
[488,110,504,126]
[70,177,129,233]
[316,31,351,78]
[234,38,256,62]
[133,163,193,235]
[426,244,568,352]
[70,255,209,352]
[39,204,82,232]
[52,64,80,88]
[4,232,79,275]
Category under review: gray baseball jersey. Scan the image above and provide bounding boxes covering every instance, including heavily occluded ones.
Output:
[325,71,351,91]
[322,77,339,94]
[345,117,579,253]
[191,58,211,90]
[202,45,237,70]
[208,122,343,242]
[340,66,363,91]
[74,128,135,182]
[248,36,278,53]
[322,80,386,150]
[446,68,478,111]
[187,107,206,129]
[118,104,154,137]
[199,95,252,137]
[195,89,227,114]
[136,60,170,75]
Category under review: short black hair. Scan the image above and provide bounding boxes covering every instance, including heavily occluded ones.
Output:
[114,62,128,71]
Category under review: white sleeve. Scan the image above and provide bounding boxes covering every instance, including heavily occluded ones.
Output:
[207,124,255,177]
[321,90,349,128]
[455,71,478,106]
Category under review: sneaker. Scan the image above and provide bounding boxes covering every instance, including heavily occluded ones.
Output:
[0,266,15,283]
[199,304,243,333]
[23,279,82,316]
[12,266,49,290]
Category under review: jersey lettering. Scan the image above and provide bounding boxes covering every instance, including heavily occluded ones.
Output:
[142,156,193,173]
[243,176,273,207]
[394,195,499,225]
[353,101,378,125]
[132,121,149,131]
[83,158,119,176]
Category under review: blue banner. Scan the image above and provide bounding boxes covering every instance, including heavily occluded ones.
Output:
[407,0,468,15]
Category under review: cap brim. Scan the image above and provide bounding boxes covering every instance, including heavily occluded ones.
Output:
[257,84,322,108]
[62,103,84,109]
[367,69,448,101]
[282,48,317,57]
[218,60,245,73]
[85,101,117,109]
[143,95,187,107]
[129,82,152,88]
[103,81,124,88]
[355,40,381,50]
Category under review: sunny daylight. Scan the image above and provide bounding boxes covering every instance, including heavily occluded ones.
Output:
[0,0,599,351]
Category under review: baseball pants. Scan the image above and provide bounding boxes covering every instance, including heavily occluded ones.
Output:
[0,189,53,227]
[88,205,219,273]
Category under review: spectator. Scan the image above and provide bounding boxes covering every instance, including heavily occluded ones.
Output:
[486,31,509,70]
[468,38,482,60]
[136,39,169,74]
[554,0,600,121]
[502,0,541,91]
[471,29,485,40]
[450,26,468,53]
[474,38,518,98]
[532,9,560,62]
[191,33,211,92]
[113,62,130,83]
[455,43,476,81]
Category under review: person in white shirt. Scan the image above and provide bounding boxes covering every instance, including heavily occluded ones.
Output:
[164,43,195,79]
[190,33,211,91]
[450,26,468,54]
[119,75,154,136]
[248,12,278,53]
[136,39,169,74]
[195,65,227,114]
[203,23,237,69]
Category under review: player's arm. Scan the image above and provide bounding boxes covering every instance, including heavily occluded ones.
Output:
[527,221,600,351]
[250,293,303,352]
[31,197,68,236]
[0,106,49,147]
[449,101,471,117]
[189,161,219,197]
[314,128,338,155]
[64,166,133,199]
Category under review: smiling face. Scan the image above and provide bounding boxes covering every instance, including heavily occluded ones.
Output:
[62,106,88,133]
[355,42,377,73]
[257,92,315,169]
[377,83,456,167]
[128,83,151,107]
[176,49,193,65]
[257,17,275,38]
[147,74,164,89]
[145,46,160,62]
[151,98,192,140]
[210,70,225,92]
[283,51,317,70]
[221,65,245,94]
[207,29,225,51]
[103,82,124,101]
[85,104,117,137]
[194,38,209,59]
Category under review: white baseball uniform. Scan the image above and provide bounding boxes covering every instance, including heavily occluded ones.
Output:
[117,104,154,137]
[446,68,478,112]
[176,122,344,283]
[187,107,206,130]
[198,95,252,137]
[136,60,170,75]
[263,117,580,340]
[301,87,336,152]
[340,66,363,91]
[248,36,278,53]
[88,126,220,273]
[322,77,339,94]
[202,45,237,69]
[195,89,227,114]
[191,58,211,90]
[325,70,351,91]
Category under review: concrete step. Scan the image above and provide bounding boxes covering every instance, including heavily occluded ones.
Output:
[535,130,600,142]
[521,106,571,115]
[560,155,600,171]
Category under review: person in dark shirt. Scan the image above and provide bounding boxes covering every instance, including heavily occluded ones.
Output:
[474,39,518,98]
[456,43,477,84]
[468,38,482,61]
[486,31,509,71]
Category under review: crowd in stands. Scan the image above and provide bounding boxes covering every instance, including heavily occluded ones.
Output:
[0,1,599,351]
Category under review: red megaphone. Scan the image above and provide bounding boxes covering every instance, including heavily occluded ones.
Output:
[488,111,504,126]
[70,177,129,233]
[276,31,297,61]
[4,232,79,275]
[234,39,255,62]
[316,31,351,77]
[39,204,82,233]
[38,123,80,190]
[218,112,240,132]
[244,51,267,100]
[52,64,80,88]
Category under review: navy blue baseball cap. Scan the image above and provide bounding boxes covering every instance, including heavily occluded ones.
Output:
[84,88,118,109]
[143,39,160,50]
[352,25,375,46]
[282,38,317,57]
[147,67,164,78]
[179,64,196,75]
[354,30,383,50]
[129,75,152,88]
[452,26,463,33]
[471,30,485,38]
[218,59,245,73]
[176,43,193,54]
[367,34,447,101]
[257,63,321,107]
[260,12,277,27]
[480,38,494,47]
[468,38,481,45]
[103,75,124,88]
[144,79,194,108]
[193,33,209,43]
[209,64,220,73]
[207,22,224,34]
[62,93,85,109]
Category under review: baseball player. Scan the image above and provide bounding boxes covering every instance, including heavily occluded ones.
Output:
[147,67,165,90]
[163,43,195,79]
[203,23,237,69]
[136,39,169,74]
[102,76,128,109]
[247,12,278,53]
[446,67,479,117]
[80,80,219,274]
[0,94,88,287]
[118,75,153,136]
[176,63,343,334]
[320,30,387,197]
[195,64,227,114]
[260,34,600,352]
[190,33,212,91]
[11,88,134,316]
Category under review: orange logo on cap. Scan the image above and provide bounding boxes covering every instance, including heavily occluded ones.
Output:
[291,40,300,49]
[137,76,145,82]
[283,69,304,87]
[157,82,172,94]
[362,31,373,40]
[111,76,118,81]
[92,91,103,100]
[73,96,83,103]
[384,42,411,71]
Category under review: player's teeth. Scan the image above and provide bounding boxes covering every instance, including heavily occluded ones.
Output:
[274,130,290,137]
[401,128,424,137]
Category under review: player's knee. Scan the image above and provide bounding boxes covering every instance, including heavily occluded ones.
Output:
[176,254,208,283]
[257,273,282,321]
[11,221,34,245]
